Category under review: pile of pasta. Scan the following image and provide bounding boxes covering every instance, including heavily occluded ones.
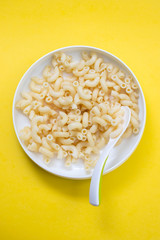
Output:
[16,52,140,170]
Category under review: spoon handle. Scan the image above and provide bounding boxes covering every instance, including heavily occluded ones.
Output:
[89,141,114,206]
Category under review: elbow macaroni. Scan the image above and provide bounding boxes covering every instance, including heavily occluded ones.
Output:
[16,51,140,170]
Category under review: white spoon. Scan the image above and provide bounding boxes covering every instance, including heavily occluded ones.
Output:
[89,106,131,206]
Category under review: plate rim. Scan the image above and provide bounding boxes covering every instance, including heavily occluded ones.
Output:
[12,45,146,180]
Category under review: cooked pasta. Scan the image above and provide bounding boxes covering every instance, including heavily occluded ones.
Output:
[16,51,140,170]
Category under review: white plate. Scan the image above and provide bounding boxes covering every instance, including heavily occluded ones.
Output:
[12,46,146,179]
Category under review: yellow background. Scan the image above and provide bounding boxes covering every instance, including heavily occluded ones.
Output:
[0,0,160,239]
